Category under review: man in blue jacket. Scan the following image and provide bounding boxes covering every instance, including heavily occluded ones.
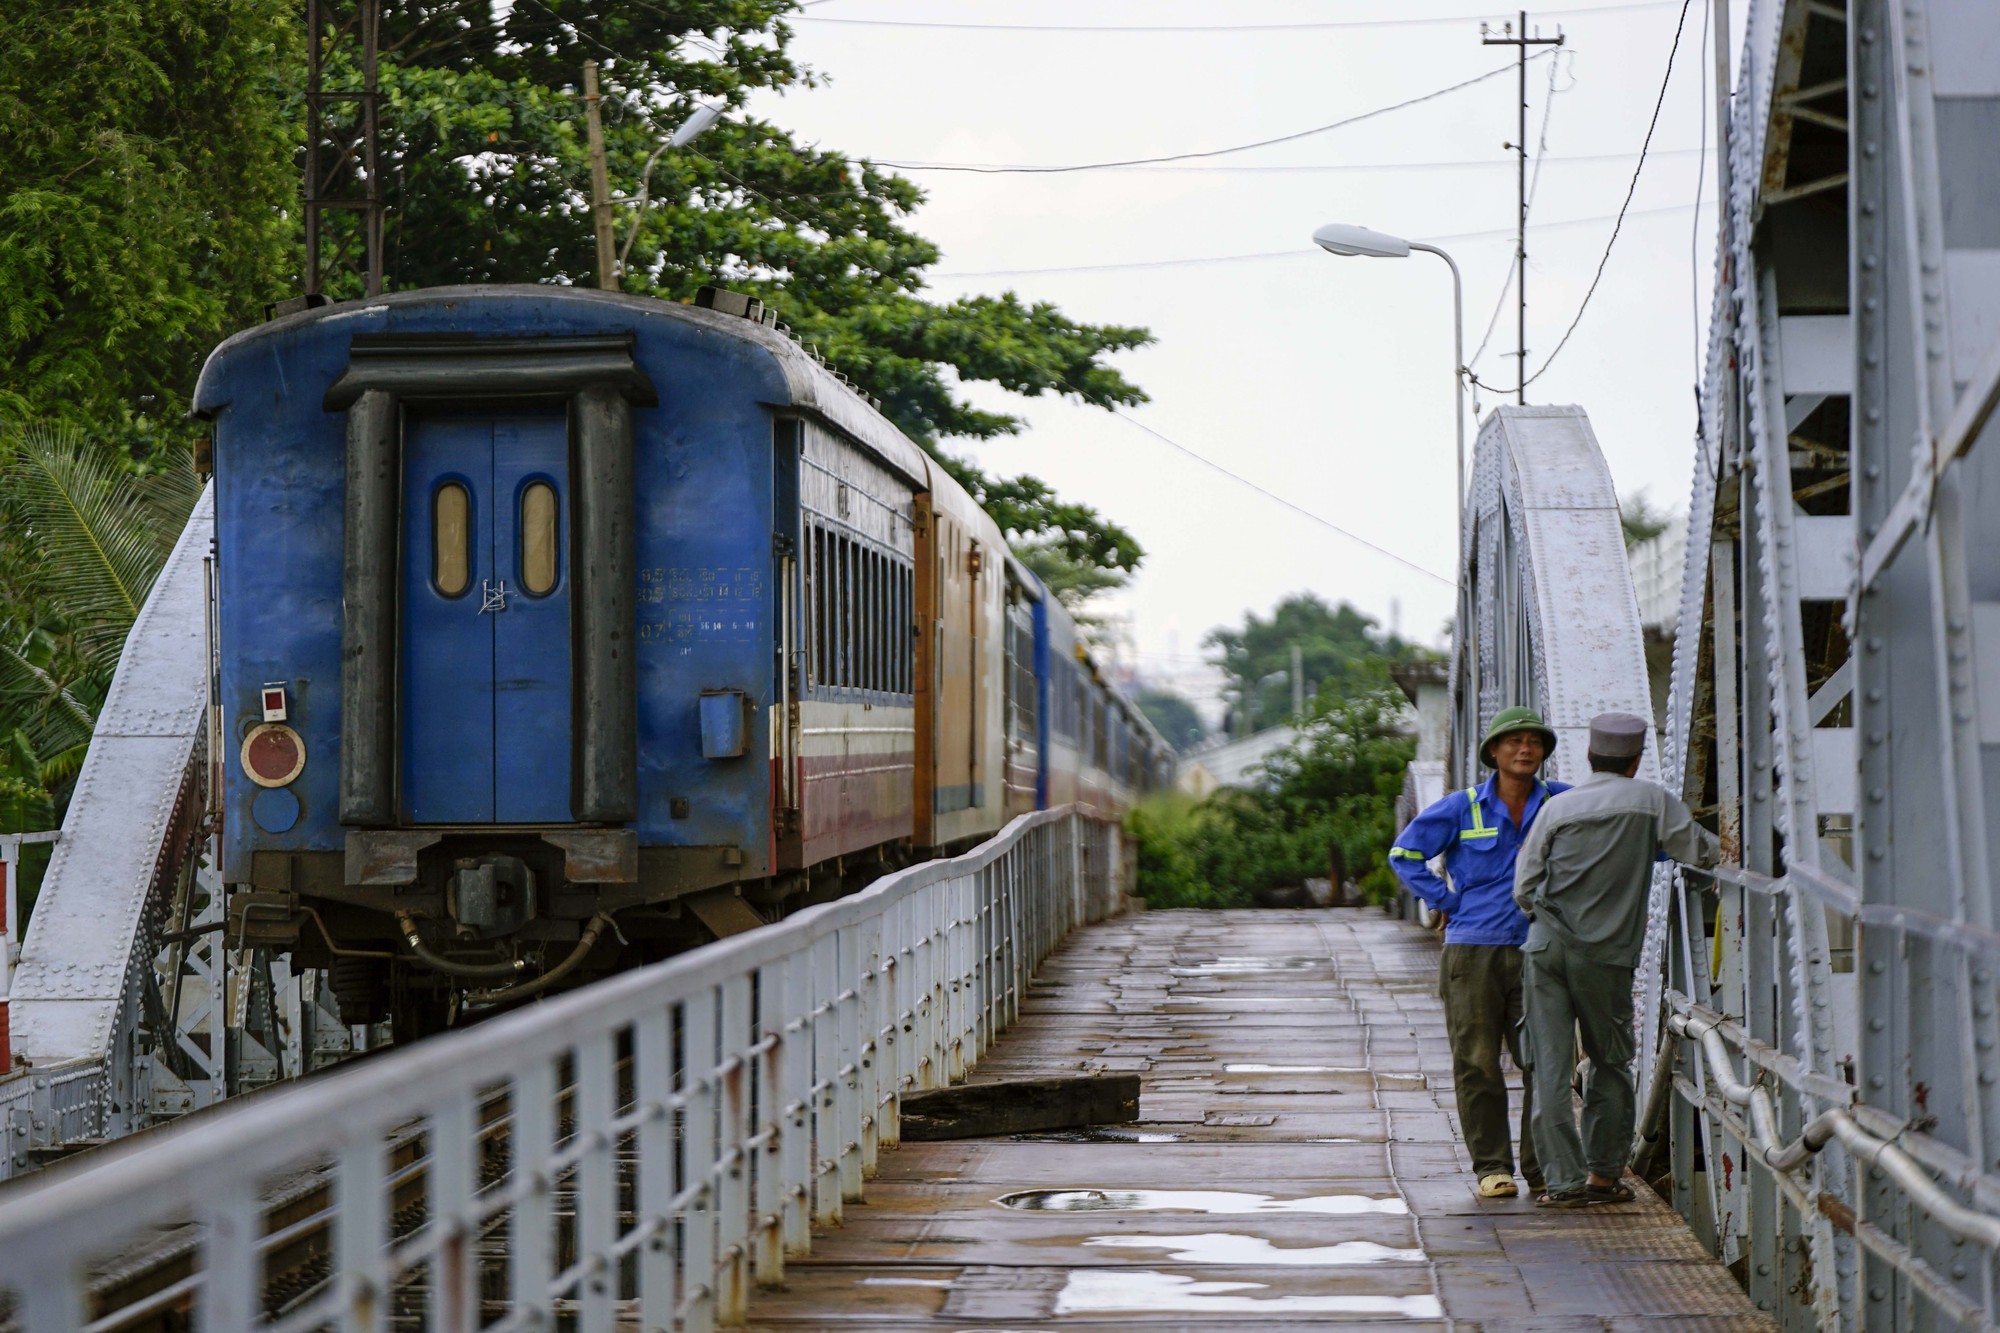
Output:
[1390,706,1569,1199]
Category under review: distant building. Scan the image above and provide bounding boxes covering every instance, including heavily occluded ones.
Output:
[1627,525,1687,726]
[1174,724,1301,800]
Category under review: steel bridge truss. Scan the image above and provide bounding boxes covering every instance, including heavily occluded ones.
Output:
[1646,0,2000,1327]
[0,492,361,1184]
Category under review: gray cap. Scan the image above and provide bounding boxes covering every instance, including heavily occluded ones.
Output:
[1588,711,1650,759]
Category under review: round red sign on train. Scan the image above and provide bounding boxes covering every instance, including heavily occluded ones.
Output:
[241,723,306,788]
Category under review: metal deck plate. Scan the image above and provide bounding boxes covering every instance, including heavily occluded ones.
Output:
[745,909,1775,1327]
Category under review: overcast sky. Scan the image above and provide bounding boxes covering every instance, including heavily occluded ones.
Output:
[752,0,1737,714]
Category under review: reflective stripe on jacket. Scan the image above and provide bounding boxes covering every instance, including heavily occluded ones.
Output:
[1389,775,1572,947]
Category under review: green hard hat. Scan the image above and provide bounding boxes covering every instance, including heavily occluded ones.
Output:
[1479,706,1557,768]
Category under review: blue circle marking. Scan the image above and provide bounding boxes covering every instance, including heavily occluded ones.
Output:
[252,785,301,834]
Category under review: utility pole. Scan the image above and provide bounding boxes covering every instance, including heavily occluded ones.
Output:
[1291,644,1305,719]
[1481,12,1563,403]
[304,0,384,299]
[583,61,618,291]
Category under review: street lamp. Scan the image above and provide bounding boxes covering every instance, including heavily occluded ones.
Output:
[618,98,728,281]
[1311,223,1468,581]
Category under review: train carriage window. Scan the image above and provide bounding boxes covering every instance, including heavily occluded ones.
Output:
[825,530,838,688]
[822,526,835,689]
[877,551,890,693]
[834,533,849,688]
[843,534,858,689]
[857,544,870,692]
[875,550,887,693]
[865,547,878,692]
[433,482,471,597]
[811,525,827,689]
[852,542,864,692]
[520,481,559,595]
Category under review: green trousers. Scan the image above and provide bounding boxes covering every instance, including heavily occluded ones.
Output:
[1439,944,1539,1184]
[1522,932,1636,1193]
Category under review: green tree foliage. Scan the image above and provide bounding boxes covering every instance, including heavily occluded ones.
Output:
[339,0,1149,577]
[1130,671,1413,908]
[2,1,1149,576]
[1135,689,1206,752]
[0,2,298,454]
[1206,593,1429,732]
[1619,490,1673,548]
[0,425,202,824]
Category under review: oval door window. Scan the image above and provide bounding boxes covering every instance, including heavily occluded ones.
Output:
[434,482,471,597]
[521,481,559,595]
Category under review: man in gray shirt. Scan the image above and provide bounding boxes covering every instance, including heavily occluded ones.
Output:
[1512,712,1721,1206]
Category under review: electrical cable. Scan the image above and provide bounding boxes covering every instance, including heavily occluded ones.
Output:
[1108,410,1454,586]
[873,56,1550,174]
[883,146,1699,175]
[932,202,1706,279]
[1489,0,1699,394]
[1691,0,1710,387]
[795,2,1672,33]
[1468,49,1567,375]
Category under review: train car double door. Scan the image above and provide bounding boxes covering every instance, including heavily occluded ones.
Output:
[401,412,574,824]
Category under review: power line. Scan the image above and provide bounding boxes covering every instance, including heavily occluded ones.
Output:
[883,146,1699,175]
[1690,0,1711,387]
[795,2,1672,33]
[932,201,1706,279]
[873,56,1549,174]
[1469,50,1568,373]
[1503,0,1697,393]
[1108,410,1454,586]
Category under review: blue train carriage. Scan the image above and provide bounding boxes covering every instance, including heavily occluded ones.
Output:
[1035,588,1171,820]
[196,280,1164,1035]
[197,284,943,1033]
[1001,552,1045,821]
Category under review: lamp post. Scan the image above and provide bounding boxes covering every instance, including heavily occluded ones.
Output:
[615,98,728,283]
[1310,223,1468,583]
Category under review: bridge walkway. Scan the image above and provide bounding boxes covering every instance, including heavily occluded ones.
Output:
[749,907,1773,1331]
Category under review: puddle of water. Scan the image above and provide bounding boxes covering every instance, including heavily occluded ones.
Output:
[1085,1233,1426,1266]
[1054,1269,1443,1318]
[1223,1063,1367,1074]
[1170,996,1345,1003]
[859,1277,956,1288]
[1011,1128,1183,1144]
[1309,1137,1366,1144]
[995,1188,1408,1216]
[1171,957,1324,975]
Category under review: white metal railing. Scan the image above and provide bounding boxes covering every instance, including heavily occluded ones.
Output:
[0,831,59,1069]
[1649,863,2000,1332]
[0,807,1119,1331]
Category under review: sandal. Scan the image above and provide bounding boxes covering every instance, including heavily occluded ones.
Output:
[1583,1179,1635,1204]
[1476,1172,1518,1199]
[1534,1188,1597,1208]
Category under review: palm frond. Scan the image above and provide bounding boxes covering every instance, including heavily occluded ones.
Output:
[1,422,180,673]
[139,450,205,562]
[0,638,98,758]
[34,741,89,790]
